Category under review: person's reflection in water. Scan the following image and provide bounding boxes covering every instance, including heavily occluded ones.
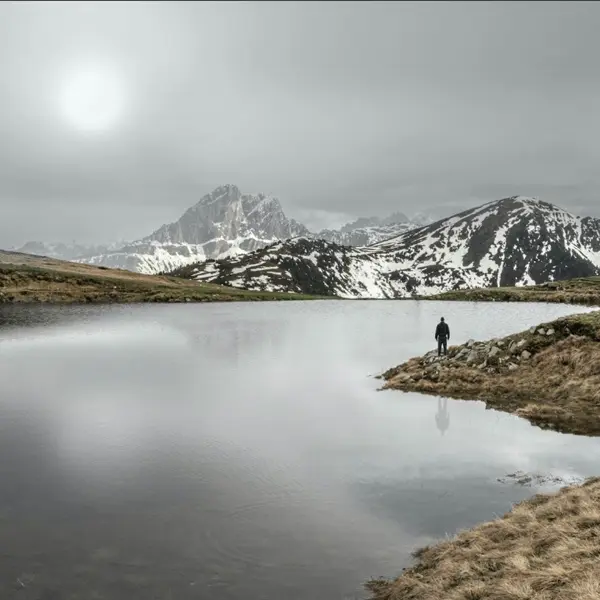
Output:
[435,397,450,436]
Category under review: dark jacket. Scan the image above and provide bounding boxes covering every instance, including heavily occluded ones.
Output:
[435,322,450,340]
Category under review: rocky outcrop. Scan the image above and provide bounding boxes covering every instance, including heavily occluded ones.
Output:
[379,311,600,436]
[381,325,566,385]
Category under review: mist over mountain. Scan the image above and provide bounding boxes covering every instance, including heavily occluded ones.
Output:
[16,185,433,274]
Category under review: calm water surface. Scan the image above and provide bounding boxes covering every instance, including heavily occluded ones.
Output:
[0,300,599,600]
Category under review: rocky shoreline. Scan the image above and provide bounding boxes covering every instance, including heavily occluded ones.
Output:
[383,324,560,381]
[380,311,600,436]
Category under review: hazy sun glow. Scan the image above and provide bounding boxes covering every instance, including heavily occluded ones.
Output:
[59,67,125,133]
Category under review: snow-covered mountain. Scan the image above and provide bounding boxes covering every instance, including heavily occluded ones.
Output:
[75,185,309,273]
[21,184,425,274]
[172,196,600,298]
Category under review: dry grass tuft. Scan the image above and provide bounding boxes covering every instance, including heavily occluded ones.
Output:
[366,478,600,600]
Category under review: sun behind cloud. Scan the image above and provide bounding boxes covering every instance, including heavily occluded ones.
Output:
[59,66,125,133]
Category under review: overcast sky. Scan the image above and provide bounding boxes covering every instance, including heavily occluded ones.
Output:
[2,1,600,246]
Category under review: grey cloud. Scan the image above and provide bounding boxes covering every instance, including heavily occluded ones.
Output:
[1,1,600,246]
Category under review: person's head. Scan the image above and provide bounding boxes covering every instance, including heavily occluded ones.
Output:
[440,317,445,322]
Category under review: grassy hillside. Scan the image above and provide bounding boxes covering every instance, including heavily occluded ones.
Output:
[0,250,327,304]
[423,277,600,305]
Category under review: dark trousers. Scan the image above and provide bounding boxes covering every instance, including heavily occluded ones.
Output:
[437,337,448,356]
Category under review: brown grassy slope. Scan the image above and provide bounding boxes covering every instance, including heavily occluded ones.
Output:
[366,476,600,600]
[381,311,600,436]
[0,250,326,303]
[422,277,600,306]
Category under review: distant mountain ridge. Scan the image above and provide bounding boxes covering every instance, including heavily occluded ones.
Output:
[172,196,600,298]
[13,240,127,261]
[16,184,431,273]
[316,211,421,246]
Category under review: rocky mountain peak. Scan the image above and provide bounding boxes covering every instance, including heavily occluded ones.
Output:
[139,185,307,246]
[195,184,241,206]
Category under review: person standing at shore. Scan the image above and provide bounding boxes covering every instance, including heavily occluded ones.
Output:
[435,317,450,356]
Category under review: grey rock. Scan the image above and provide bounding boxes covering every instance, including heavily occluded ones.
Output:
[537,328,546,335]
[521,350,532,360]
[455,348,469,360]
[466,350,479,364]
[488,346,501,358]
[546,328,555,336]
[529,326,536,334]
[508,363,519,371]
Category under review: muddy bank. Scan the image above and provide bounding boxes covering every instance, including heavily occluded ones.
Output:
[380,310,600,437]
[366,476,600,600]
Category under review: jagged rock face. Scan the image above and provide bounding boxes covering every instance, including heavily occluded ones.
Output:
[144,185,309,245]
[177,196,600,298]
